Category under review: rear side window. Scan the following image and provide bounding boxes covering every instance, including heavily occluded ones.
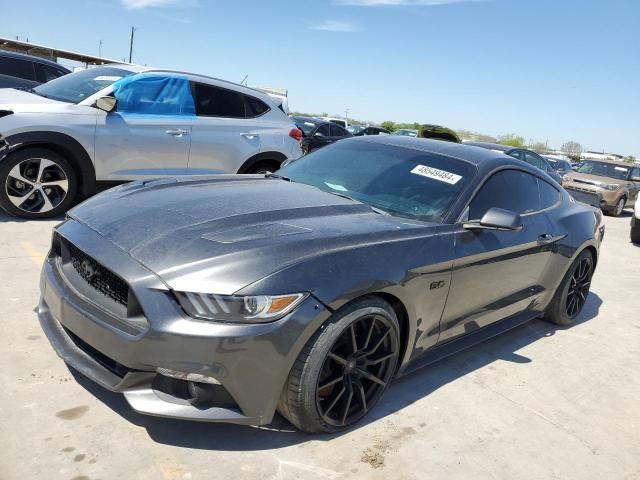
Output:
[538,179,560,210]
[315,124,331,137]
[330,125,348,137]
[0,56,35,81]
[469,169,540,219]
[244,95,269,117]
[507,150,522,161]
[193,83,245,118]
[523,151,547,170]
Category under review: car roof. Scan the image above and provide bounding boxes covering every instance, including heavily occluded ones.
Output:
[0,49,71,72]
[350,136,555,178]
[463,141,513,152]
[581,158,634,167]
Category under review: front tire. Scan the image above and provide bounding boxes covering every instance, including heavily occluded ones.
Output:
[607,196,626,217]
[278,297,400,433]
[544,250,594,326]
[0,148,77,219]
[245,160,280,175]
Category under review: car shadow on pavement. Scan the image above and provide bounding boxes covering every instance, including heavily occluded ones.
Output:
[0,210,65,223]
[69,292,602,451]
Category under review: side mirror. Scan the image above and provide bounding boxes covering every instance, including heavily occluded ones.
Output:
[313,132,324,137]
[464,207,523,231]
[95,96,117,113]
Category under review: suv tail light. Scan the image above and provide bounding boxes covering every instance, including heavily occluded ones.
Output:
[289,128,303,142]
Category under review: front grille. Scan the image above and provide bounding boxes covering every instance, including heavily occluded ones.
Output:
[67,242,128,307]
[63,326,132,378]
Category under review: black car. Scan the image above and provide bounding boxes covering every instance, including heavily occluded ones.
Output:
[291,116,352,154]
[465,141,563,184]
[544,156,573,177]
[37,136,603,433]
[348,125,390,136]
[0,50,70,89]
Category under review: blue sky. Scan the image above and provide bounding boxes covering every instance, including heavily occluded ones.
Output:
[4,0,640,156]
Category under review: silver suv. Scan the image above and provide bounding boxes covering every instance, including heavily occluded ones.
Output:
[0,65,302,218]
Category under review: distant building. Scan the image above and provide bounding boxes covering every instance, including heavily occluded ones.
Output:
[580,151,625,161]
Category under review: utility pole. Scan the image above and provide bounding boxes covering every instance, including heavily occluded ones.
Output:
[128,26,136,64]
[345,107,349,122]
[98,40,102,58]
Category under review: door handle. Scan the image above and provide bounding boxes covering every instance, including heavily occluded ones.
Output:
[166,129,189,136]
[537,233,554,244]
[240,133,259,139]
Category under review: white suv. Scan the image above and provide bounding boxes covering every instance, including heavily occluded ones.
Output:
[0,65,302,219]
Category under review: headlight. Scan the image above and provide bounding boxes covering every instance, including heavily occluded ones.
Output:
[175,292,308,323]
[562,174,571,183]
[602,184,620,191]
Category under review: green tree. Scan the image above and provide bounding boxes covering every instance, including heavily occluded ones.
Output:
[497,134,526,148]
[623,155,637,164]
[381,121,396,132]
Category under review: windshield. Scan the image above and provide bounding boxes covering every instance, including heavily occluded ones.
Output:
[347,125,365,134]
[33,66,133,103]
[278,140,475,223]
[577,160,630,180]
[292,117,319,136]
[395,129,418,137]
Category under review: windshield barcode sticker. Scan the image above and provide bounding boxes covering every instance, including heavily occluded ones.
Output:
[411,165,462,185]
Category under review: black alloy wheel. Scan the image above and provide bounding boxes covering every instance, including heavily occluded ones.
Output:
[315,313,398,428]
[565,255,593,319]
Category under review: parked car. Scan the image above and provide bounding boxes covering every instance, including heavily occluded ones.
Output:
[419,124,461,143]
[563,159,640,216]
[347,125,390,136]
[544,156,573,176]
[318,117,348,128]
[464,142,563,184]
[291,116,352,154]
[37,136,603,433]
[631,196,640,244]
[0,50,70,89]
[0,65,302,219]
[393,128,418,137]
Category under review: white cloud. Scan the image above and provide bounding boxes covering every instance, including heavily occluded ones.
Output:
[311,20,363,32]
[120,0,181,9]
[335,0,480,5]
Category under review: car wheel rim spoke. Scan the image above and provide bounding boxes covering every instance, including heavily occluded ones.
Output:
[565,257,593,319]
[316,313,398,427]
[5,158,68,213]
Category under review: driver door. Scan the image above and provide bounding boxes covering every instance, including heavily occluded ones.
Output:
[94,74,194,181]
[440,169,556,341]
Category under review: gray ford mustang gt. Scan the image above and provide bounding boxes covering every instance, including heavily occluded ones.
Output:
[38,136,604,433]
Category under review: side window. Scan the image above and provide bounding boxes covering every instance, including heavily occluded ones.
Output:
[523,151,547,170]
[630,167,640,179]
[115,75,195,116]
[315,124,331,137]
[193,83,245,118]
[244,95,269,117]
[507,150,523,161]
[330,125,347,137]
[538,179,560,210]
[0,57,35,81]
[469,170,540,219]
[35,64,66,83]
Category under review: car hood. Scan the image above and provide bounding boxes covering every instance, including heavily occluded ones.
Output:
[68,176,432,294]
[564,172,621,187]
[0,88,67,110]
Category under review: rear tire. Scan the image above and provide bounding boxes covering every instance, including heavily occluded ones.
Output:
[631,217,640,244]
[278,297,400,433]
[0,147,77,219]
[245,160,280,175]
[544,250,594,326]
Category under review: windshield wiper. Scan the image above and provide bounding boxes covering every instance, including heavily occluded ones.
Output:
[325,190,390,215]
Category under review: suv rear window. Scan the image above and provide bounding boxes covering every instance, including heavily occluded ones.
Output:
[245,95,270,117]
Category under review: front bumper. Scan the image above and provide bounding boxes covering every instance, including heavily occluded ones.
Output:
[38,220,331,425]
